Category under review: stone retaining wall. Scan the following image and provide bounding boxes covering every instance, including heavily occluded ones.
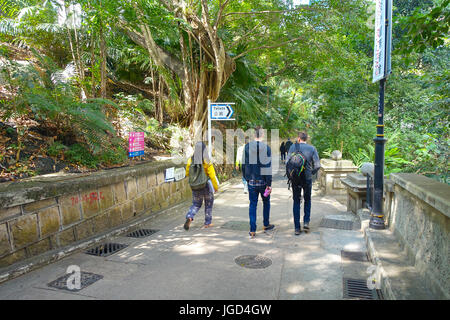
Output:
[0,161,197,269]
[387,173,449,299]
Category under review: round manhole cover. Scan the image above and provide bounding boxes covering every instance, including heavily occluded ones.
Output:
[235,255,272,269]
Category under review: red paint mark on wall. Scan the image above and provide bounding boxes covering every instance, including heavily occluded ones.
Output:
[71,191,105,206]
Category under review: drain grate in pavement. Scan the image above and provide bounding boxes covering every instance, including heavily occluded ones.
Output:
[126,229,159,238]
[343,278,379,300]
[221,221,249,231]
[48,271,103,292]
[341,251,369,262]
[85,243,128,257]
[320,218,354,230]
[235,255,272,269]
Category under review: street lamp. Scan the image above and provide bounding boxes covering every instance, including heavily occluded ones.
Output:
[370,0,392,230]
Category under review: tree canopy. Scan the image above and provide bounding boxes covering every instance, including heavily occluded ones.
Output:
[0,0,448,183]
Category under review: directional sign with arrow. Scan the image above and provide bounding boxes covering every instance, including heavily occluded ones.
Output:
[207,100,236,159]
[210,103,235,120]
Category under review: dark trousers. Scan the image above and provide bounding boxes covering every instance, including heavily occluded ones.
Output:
[292,179,312,230]
[248,185,270,232]
[186,186,214,225]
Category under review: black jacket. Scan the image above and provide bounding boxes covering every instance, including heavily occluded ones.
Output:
[242,141,272,186]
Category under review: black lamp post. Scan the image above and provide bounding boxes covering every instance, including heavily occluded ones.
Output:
[369,0,392,230]
[369,77,387,230]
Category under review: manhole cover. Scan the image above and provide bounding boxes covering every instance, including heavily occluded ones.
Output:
[341,251,369,262]
[221,221,249,231]
[85,243,128,257]
[48,272,103,292]
[235,255,272,269]
[320,218,354,230]
[126,229,159,238]
[343,278,379,300]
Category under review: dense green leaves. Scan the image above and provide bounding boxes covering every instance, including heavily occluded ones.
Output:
[0,0,448,183]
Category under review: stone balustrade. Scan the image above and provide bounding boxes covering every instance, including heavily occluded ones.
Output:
[318,150,358,196]
[387,173,449,299]
[342,169,449,299]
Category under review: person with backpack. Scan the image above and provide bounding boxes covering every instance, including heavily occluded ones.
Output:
[286,132,320,235]
[242,126,275,239]
[184,141,219,230]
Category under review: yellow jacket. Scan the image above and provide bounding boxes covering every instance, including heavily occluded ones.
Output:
[186,158,219,191]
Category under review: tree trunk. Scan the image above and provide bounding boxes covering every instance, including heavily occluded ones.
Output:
[122,3,236,139]
[90,34,96,98]
[99,21,107,99]
[285,91,297,123]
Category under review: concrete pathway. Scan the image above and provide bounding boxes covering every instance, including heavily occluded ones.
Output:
[0,169,370,300]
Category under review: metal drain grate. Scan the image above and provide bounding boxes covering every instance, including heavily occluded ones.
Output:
[235,255,272,269]
[320,218,354,230]
[48,272,103,292]
[343,278,379,300]
[341,251,369,262]
[85,243,128,257]
[126,229,159,238]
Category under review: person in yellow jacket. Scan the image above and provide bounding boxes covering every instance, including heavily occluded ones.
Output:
[184,142,219,230]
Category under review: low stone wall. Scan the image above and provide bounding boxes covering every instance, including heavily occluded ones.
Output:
[0,161,194,270]
[387,173,449,299]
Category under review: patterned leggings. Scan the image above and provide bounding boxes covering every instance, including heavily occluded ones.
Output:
[186,186,214,225]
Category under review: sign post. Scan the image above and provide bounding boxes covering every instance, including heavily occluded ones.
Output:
[370,0,392,230]
[208,99,212,159]
[207,100,235,159]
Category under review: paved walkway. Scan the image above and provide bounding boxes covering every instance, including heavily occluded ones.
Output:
[0,169,370,300]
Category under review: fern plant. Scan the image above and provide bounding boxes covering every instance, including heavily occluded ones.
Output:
[1,49,116,153]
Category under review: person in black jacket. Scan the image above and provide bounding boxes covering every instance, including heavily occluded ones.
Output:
[242,126,275,238]
[284,138,293,158]
[280,142,286,163]
[286,132,321,235]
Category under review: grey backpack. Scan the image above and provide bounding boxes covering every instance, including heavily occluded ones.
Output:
[189,161,208,190]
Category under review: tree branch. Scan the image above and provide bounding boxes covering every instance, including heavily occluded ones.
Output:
[187,30,215,61]
[224,7,320,17]
[229,22,261,49]
[156,0,173,11]
[214,0,231,30]
[233,36,306,60]
[118,18,185,81]
[264,64,297,81]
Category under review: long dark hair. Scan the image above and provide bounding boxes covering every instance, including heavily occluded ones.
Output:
[192,141,210,164]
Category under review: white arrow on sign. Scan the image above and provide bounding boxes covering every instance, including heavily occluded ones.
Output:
[210,103,235,120]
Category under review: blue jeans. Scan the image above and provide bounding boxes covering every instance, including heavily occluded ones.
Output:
[292,179,312,230]
[248,185,271,232]
[186,186,214,225]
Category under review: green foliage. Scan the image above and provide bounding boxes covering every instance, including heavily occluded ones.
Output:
[0,0,448,186]
[0,50,116,151]
[65,143,99,168]
[46,139,128,169]
[47,141,67,157]
[396,0,449,54]
[98,145,128,166]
